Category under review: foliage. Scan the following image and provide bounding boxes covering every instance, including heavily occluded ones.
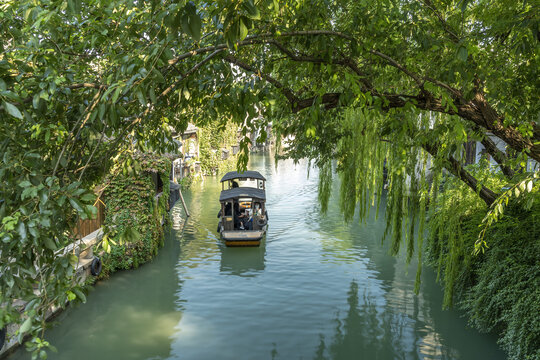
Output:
[0,0,538,355]
[198,121,239,175]
[99,152,171,277]
[476,171,539,254]
[178,174,194,191]
[426,159,507,307]
[427,185,540,360]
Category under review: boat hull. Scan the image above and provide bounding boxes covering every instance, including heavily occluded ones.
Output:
[221,230,265,247]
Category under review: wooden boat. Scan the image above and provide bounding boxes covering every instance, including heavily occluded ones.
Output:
[217,171,268,247]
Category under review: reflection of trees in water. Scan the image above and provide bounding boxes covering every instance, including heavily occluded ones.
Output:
[313,280,395,359]
[313,280,454,360]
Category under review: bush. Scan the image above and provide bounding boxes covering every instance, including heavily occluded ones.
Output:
[461,201,540,360]
[427,167,540,360]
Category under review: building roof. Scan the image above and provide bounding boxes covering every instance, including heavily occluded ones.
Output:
[219,188,266,202]
[220,170,266,182]
[183,123,198,135]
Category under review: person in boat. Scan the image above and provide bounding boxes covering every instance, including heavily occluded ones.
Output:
[253,202,262,217]
[232,180,239,188]
[224,202,232,216]
[217,202,232,218]
[243,207,253,230]
[234,202,245,229]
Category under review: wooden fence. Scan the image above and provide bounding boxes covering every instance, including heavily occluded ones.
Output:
[73,201,105,239]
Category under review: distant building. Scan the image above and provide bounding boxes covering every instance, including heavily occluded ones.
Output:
[171,123,201,183]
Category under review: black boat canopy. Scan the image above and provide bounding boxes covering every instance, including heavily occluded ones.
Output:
[220,170,266,182]
[219,187,266,202]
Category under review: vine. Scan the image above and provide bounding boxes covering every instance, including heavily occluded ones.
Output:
[98,152,171,277]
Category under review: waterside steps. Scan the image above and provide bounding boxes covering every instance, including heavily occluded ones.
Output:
[222,230,264,247]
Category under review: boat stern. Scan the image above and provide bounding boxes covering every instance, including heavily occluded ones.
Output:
[221,230,264,247]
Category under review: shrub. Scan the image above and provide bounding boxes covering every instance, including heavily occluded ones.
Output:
[426,164,539,360]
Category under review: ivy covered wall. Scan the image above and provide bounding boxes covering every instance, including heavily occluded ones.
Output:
[99,153,171,277]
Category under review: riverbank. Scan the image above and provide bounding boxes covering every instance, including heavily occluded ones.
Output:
[425,161,540,360]
[427,189,540,360]
[0,228,104,358]
[0,153,177,358]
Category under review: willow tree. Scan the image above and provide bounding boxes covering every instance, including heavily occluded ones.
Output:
[0,0,538,356]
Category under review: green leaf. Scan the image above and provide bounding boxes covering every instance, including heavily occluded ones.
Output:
[80,193,96,203]
[149,87,157,104]
[69,198,85,214]
[242,0,260,20]
[19,317,32,335]
[181,2,201,42]
[182,87,190,100]
[3,101,23,119]
[239,18,248,40]
[73,288,86,303]
[43,237,57,251]
[21,186,38,200]
[136,89,146,106]
[123,227,141,243]
[18,221,27,241]
[28,225,39,238]
[152,68,165,84]
[112,87,122,103]
[98,103,106,120]
[39,190,48,204]
[32,95,40,109]
[19,180,32,188]
[6,275,14,288]
[460,0,470,12]
[457,46,468,62]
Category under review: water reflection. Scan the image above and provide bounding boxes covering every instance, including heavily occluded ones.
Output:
[10,228,184,360]
[219,242,266,277]
[313,280,455,360]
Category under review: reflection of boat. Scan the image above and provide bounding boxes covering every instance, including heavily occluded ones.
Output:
[219,243,266,276]
[217,171,268,247]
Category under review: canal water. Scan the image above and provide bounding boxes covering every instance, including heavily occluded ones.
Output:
[10,154,505,360]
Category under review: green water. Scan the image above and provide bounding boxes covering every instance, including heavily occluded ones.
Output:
[10,154,505,359]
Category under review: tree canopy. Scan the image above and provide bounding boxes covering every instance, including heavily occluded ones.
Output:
[0,0,538,356]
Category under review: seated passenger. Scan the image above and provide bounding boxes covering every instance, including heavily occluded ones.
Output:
[253,202,262,217]
[234,202,245,229]
[242,207,253,230]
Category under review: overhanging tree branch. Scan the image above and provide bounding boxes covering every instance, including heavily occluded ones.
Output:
[479,134,515,179]
[421,0,461,43]
[226,55,499,205]
[222,54,300,106]
[421,142,498,206]
[16,28,538,162]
